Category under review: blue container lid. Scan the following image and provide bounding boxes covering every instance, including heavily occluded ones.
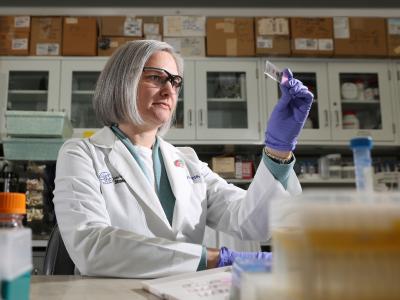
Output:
[350,136,373,149]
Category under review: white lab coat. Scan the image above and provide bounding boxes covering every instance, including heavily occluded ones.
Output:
[53,127,301,278]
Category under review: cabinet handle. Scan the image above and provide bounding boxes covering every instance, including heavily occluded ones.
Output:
[335,110,339,127]
[188,109,192,127]
[199,109,203,126]
[324,110,329,127]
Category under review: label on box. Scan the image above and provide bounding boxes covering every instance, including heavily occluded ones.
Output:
[257,36,273,48]
[36,43,60,55]
[164,16,205,36]
[144,23,160,35]
[165,38,181,52]
[258,18,288,35]
[226,38,238,56]
[65,17,78,24]
[12,38,28,50]
[235,162,242,179]
[388,19,400,35]
[318,38,333,50]
[110,41,119,48]
[295,38,318,50]
[333,17,350,39]
[216,20,235,33]
[145,34,162,41]
[14,16,30,28]
[124,17,142,36]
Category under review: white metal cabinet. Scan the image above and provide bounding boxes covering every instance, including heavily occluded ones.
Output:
[327,62,395,141]
[265,60,331,141]
[0,58,60,138]
[59,58,107,137]
[166,59,262,143]
[164,60,196,140]
[265,59,396,144]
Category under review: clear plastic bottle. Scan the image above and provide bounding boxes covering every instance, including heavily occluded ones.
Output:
[350,137,374,193]
[0,192,32,300]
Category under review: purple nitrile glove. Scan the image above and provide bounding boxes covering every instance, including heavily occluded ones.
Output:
[265,68,314,152]
[217,246,272,267]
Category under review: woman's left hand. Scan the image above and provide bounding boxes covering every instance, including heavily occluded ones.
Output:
[264,68,314,152]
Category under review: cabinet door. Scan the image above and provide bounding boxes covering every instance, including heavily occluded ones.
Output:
[60,59,107,137]
[328,62,395,141]
[196,60,260,141]
[265,60,331,141]
[164,60,196,141]
[0,59,60,136]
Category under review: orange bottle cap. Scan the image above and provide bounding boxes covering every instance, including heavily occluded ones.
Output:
[0,192,26,214]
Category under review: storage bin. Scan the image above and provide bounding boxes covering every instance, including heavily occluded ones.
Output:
[2,138,65,161]
[5,111,73,138]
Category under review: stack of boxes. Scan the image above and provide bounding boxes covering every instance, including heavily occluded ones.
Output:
[0,15,399,57]
[163,16,206,57]
[98,16,143,56]
[30,17,62,56]
[0,16,30,55]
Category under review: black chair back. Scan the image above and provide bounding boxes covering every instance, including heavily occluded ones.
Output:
[43,224,75,275]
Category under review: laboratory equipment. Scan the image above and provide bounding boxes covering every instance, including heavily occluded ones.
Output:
[241,190,400,300]
[264,60,283,83]
[0,192,32,300]
[350,136,374,192]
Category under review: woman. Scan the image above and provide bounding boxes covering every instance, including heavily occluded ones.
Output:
[54,40,313,278]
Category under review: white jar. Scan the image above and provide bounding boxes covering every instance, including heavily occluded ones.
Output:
[342,111,360,129]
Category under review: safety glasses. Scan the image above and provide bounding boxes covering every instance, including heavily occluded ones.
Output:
[142,67,183,93]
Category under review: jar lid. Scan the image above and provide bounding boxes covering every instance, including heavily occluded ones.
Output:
[350,136,373,149]
[0,192,26,214]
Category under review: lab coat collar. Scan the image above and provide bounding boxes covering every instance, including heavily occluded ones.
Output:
[89,127,117,148]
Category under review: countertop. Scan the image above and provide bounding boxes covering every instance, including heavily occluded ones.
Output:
[31,275,160,300]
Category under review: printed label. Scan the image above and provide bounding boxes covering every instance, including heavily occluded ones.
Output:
[65,17,78,24]
[14,16,30,28]
[36,43,59,55]
[295,38,318,50]
[257,36,273,48]
[258,18,288,35]
[144,23,160,35]
[388,19,400,35]
[164,16,205,36]
[334,17,350,39]
[318,39,333,51]
[12,38,28,50]
[124,17,142,36]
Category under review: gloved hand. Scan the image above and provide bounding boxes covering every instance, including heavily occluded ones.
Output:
[217,246,272,267]
[265,68,314,152]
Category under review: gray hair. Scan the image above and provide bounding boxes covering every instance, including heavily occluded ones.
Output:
[93,39,184,136]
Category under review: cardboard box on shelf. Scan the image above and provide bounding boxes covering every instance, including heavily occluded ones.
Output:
[0,32,29,55]
[334,17,387,57]
[255,17,290,56]
[62,17,97,56]
[163,37,205,57]
[0,16,30,33]
[30,17,62,56]
[206,17,255,56]
[163,16,206,37]
[97,36,141,56]
[99,16,143,37]
[387,18,400,57]
[138,16,163,36]
[290,17,334,57]
[212,156,235,178]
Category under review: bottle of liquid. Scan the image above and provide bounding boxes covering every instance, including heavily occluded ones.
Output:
[0,192,32,300]
[350,137,374,193]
